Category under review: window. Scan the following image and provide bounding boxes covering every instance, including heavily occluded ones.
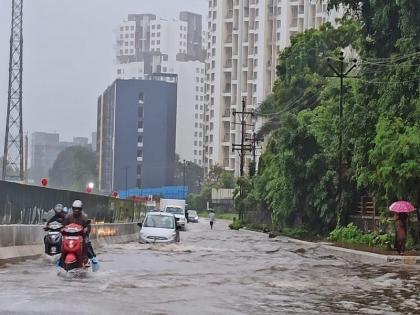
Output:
[152,25,155,29]
[157,32,160,37]
[152,40,155,45]
[195,114,198,119]
[194,132,198,137]
[138,121,143,128]
[195,123,198,127]
[138,107,143,118]
[163,67,167,72]
[152,33,155,37]
[117,69,122,74]
[131,26,135,30]
[194,150,197,155]
[194,141,197,146]
[195,105,198,110]
[125,34,129,38]
[138,135,143,143]
[125,49,128,54]
[120,27,124,31]
[157,25,161,29]
[120,34,123,39]
[125,26,129,30]
[137,149,143,157]
[131,34,134,38]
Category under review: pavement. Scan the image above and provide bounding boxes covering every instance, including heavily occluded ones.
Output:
[240,227,420,265]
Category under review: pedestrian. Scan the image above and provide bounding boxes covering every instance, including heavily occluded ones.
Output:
[394,212,408,255]
[209,210,215,230]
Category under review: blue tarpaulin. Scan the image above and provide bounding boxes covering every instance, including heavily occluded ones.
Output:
[118,186,188,200]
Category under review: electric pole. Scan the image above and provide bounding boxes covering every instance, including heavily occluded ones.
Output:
[232,98,254,176]
[245,132,262,176]
[232,98,254,221]
[326,51,357,226]
[3,0,24,181]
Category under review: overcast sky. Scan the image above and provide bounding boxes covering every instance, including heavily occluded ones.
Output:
[0,0,207,146]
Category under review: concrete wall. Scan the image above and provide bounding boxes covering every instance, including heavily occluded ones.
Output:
[0,180,144,225]
[0,223,139,260]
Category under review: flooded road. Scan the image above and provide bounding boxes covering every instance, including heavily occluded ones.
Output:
[1,220,420,314]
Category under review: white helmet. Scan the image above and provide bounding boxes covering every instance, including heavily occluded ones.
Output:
[72,200,83,209]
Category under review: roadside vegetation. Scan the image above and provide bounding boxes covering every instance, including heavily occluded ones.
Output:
[229,1,420,249]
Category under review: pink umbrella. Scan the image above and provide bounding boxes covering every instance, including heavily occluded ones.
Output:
[389,201,416,213]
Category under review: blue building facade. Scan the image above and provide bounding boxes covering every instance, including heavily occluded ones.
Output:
[97,78,177,193]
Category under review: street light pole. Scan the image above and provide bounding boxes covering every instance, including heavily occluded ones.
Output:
[326,51,357,227]
[182,160,186,188]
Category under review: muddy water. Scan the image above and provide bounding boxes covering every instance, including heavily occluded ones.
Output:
[0,220,420,314]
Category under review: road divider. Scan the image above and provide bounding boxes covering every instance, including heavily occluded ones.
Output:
[0,223,139,261]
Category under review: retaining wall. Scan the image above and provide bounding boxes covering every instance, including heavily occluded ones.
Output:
[0,180,145,224]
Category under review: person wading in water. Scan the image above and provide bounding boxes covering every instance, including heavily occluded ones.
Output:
[394,212,408,255]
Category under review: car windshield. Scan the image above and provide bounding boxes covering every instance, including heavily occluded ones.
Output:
[188,210,197,216]
[165,207,183,214]
[143,215,174,229]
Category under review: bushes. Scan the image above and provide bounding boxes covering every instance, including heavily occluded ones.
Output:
[229,218,244,230]
[329,223,394,249]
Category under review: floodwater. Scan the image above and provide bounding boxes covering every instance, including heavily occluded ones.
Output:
[1,220,420,314]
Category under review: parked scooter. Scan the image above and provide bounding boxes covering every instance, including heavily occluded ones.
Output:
[43,220,63,256]
[59,220,91,271]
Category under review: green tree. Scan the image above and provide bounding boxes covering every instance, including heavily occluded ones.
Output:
[49,146,97,191]
[173,155,204,193]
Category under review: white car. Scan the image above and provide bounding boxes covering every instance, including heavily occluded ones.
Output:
[164,206,187,231]
[138,212,180,243]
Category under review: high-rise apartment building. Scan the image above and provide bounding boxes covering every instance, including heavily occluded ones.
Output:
[204,0,342,175]
[115,12,206,166]
[97,78,178,193]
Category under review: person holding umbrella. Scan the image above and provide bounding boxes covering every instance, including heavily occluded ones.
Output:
[389,201,416,255]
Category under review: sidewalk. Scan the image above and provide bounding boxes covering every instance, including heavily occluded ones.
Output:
[239,227,420,265]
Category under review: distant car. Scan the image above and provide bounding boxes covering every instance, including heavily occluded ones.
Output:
[138,212,180,243]
[164,206,187,231]
[187,210,199,223]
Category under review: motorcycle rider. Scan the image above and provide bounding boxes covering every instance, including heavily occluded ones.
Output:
[62,200,99,269]
[44,203,66,254]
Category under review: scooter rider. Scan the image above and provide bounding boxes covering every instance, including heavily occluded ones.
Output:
[63,200,99,268]
[46,203,66,224]
[44,204,66,254]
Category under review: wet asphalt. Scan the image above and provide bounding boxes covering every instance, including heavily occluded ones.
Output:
[1,219,420,314]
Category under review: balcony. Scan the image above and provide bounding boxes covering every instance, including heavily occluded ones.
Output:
[222,134,231,144]
[224,59,233,69]
[226,9,233,19]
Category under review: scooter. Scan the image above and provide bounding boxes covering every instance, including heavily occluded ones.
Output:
[43,221,63,256]
[59,220,91,271]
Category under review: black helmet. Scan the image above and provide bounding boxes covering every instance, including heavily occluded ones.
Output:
[54,204,64,214]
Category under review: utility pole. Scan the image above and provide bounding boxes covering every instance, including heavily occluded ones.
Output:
[3,0,24,181]
[182,160,186,187]
[24,133,28,184]
[232,98,254,176]
[326,51,357,226]
[245,132,262,176]
[232,98,254,221]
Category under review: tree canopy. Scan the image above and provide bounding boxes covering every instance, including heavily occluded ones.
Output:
[49,146,97,192]
[244,0,420,233]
